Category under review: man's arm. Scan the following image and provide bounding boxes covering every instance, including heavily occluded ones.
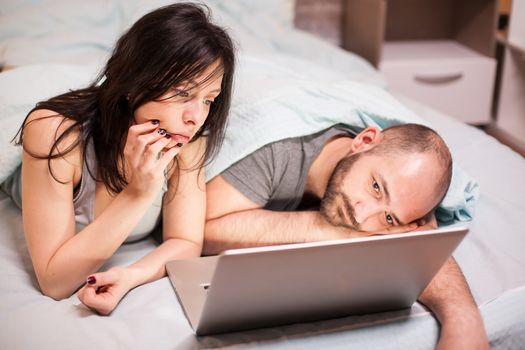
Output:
[204,208,355,255]
[205,175,350,255]
[206,209,490,348]
[419,257,489,349]
[413,214,489,349]
[204,175,413,255]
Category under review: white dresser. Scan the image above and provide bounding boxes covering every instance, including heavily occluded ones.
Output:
[380,40,495,124]
[343,0,498,125]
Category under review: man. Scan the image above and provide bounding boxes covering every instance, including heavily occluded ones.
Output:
[205,123,489,349]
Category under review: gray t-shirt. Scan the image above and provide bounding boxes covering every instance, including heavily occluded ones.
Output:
[221,126,356,211]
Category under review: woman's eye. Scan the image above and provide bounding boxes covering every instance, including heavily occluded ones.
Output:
[203,99,213,106]
[175,90,189,98]
[385,213,394,225]
[372,180,380,193]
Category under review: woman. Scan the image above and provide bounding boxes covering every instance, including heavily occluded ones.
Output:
[5,3,234,315]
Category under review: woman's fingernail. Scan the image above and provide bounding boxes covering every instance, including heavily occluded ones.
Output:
[151,119,160,125]
[157,128,166,135]
[87,276,96,285]
[176,143,183,147]
[164,134,171,139]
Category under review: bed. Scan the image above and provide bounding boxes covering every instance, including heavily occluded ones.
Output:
[1,1,524,349]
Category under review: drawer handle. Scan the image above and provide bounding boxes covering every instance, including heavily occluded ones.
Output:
[414,72,463,84]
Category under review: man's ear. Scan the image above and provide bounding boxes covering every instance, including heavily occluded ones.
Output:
[350,127,383,153]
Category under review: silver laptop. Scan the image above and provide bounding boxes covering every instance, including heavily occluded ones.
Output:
[166,226,468,335]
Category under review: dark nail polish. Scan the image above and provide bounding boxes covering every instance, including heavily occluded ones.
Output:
[151,119,160,125]
[164,134,171,139]
[176,143,183,147]
[87,276,96,285]
[157,128,166,135]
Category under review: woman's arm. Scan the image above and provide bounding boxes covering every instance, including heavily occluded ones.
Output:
[127,136,207,283]
[22,111,177,300]
[77,137,207,314]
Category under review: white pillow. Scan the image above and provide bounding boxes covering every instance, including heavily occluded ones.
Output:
[0,64,98,183]
[0,64,98,106]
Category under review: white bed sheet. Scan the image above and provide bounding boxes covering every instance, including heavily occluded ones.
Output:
[1,1,525,349]
[1,97,524,349]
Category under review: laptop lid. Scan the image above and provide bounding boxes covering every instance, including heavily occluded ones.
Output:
[166,255,219,330]
[169,226,468,335]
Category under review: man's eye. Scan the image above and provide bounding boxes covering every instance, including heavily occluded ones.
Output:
[372,180,380,193]
[385,213,394,225]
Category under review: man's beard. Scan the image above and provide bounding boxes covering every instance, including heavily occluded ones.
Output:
[319,153,361,230]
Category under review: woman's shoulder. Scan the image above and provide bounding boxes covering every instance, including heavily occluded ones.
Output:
[25,108,78,131]
[22,109,83,166]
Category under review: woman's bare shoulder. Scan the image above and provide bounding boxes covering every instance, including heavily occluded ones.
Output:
[22,109,83,166]
[23,109,81,148]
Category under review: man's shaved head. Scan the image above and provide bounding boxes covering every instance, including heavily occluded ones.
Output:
[320,123,452,232]
[368,123,452,203]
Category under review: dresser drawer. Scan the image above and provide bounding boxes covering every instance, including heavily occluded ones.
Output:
[380,41,496,124]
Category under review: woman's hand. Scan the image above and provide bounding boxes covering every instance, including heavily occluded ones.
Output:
[77,267,135,315]
[123,120,180,199]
